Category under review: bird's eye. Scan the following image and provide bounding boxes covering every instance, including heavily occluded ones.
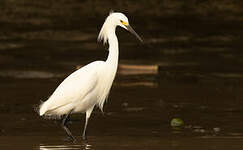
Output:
[120,20,128,26]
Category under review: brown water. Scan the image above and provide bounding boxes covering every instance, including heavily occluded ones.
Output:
[1,17,243,149]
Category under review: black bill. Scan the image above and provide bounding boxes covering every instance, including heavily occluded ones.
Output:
[126,25,143,42]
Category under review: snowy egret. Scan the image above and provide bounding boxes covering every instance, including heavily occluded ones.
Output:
[38,11,142,142]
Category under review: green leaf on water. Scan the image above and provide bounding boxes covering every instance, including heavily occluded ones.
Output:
[170,118,184,127]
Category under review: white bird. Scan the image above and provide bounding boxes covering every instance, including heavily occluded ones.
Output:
[38,11,142,142]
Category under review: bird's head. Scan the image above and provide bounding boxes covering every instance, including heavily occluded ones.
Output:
[98,11,142,44]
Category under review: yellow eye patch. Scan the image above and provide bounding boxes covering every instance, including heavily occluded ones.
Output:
[120,20,129,26]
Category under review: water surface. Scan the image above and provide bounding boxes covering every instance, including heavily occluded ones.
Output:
[1,16,243,149]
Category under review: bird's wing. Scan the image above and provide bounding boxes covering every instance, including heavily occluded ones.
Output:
[46,61,105,111]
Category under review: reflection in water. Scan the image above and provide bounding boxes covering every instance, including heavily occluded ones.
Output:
[1,6,243,149]
[117,81,157,87]
[39,142,93,150]
[0,70,65,79]
[77,64,159,75]
[118,64,158,75]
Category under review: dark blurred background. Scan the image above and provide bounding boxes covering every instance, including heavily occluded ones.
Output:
[1,1,243,149]
[1,0,243,71]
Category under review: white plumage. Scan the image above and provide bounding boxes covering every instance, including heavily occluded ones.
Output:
[40,61,107,115]
[39,11,142,142]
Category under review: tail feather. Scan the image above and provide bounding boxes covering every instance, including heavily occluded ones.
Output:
[39,101,48,116]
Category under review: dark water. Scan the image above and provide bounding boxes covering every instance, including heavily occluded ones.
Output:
[1,16,243,149]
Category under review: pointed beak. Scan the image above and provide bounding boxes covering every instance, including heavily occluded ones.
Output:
[126,25,143,42]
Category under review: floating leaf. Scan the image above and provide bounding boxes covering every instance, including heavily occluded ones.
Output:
[170,118,184,127]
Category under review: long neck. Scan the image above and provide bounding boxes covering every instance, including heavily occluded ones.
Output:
[106,29,119,69]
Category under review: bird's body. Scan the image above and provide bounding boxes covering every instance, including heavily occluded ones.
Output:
[40,61,102,115]
[39,60,116,116]
[39,11,142,142]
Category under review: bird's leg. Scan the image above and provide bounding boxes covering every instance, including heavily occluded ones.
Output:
[82,116,89,140]
[61,109,76,142]
[82,106,94,140]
